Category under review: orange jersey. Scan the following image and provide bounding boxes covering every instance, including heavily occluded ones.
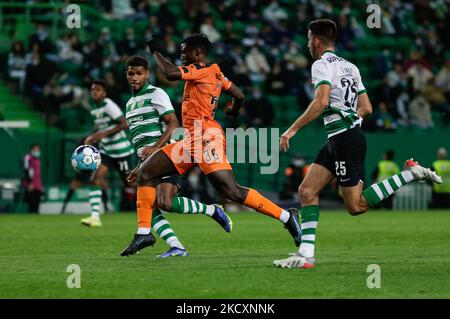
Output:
[178,63,232,131]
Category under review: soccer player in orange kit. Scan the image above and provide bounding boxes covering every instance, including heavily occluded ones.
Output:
[126,34,301,250]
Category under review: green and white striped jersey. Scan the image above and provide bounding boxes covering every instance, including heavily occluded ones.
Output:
[90,98,134,158]
[125,83,174,157]
[312,50,367,138]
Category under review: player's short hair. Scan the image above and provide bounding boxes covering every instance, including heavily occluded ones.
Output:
[91,80,107,92]
[126,55,148,70]
[308,19,337,45]
[182,34,212,54]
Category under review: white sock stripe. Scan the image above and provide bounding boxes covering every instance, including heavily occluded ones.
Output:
[301,221,318,229]
[205,205,215,216]
[89,198,102,204]
[401,170,414,183]
[159,229,173,238]
[372,184,384,200]
[190,199,198,213]
[137,227,151,234]
[91,212,100,218]
[301,234,316,241]
[393,175,402,187]
[153,219,169,230]
[382,180,394,195]
[182,197,189,213]
[166,237,184,250]
[299,243,315,259]
[89,190,102,196]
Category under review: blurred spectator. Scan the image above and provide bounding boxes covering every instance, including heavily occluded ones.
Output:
[409,91,433,129]
[145,16,162,39]
[265,61,288,95]
[422,78,450,123]
[24,44,53,112]
[118,28,140,58]
[98,27,119,69]
[372,102,397,132]
[22,143,44,213]
[263,0,288,25]
[386,62,410,124]
[245,44,270,82]
[128,0,150,21]
[7,40,27,91]
[156,0,175,28]
[56,33,83,65]
[243,22,260,47]
[82,41,103,79]
[283,41,308,69]
[336,14,355,50]
[283,61,302,95]
[404,50,431,72]
[373,48,392,78]
[279,153,308,200]
[29,23,53,56]
[43,74,85,124]
[111,0,135,19]
[371,150,400,209]
[243,87,274,127]
[435,54,450,103]
[431,147,450,208]
[407,61,433,92]
[200,16,221,43]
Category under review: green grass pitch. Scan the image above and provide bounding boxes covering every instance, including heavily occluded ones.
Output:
[1,210,449,298]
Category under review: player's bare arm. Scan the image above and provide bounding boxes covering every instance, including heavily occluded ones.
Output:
[223,83,245,117]
[85,117,128,144]
[356,93,373,119]
[153,52,182,81]
[139,113,179,160]
[147,38,182,81]
[280,84,330,151]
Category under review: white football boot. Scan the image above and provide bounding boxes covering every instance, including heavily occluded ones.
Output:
[403,159,442,184]
[273,253,315,269]
[81,216,102,227]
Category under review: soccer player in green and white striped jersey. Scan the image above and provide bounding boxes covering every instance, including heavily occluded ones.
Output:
[273,19,442,269]
[120,55,232,258]
[81,80,135,227]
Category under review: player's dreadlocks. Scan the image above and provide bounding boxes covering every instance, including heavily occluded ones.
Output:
[182,34,212,54]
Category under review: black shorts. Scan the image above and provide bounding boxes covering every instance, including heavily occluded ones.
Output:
[101,154,134,179]
[74,170,94,183]
[160,175,181,191]
[136,160,180,189]
[314,127,366,187]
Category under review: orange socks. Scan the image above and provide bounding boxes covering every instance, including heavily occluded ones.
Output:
[243,188,282,219]
[137,186,156,229]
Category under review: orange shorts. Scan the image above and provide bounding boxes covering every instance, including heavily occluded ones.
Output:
[162,130,232,175]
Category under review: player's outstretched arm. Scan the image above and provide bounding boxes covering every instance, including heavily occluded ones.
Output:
[223,83,245,117]
[356,93,373,119]
[280,84,330,151]
[85,117,128,144]
[147,38,181,81]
